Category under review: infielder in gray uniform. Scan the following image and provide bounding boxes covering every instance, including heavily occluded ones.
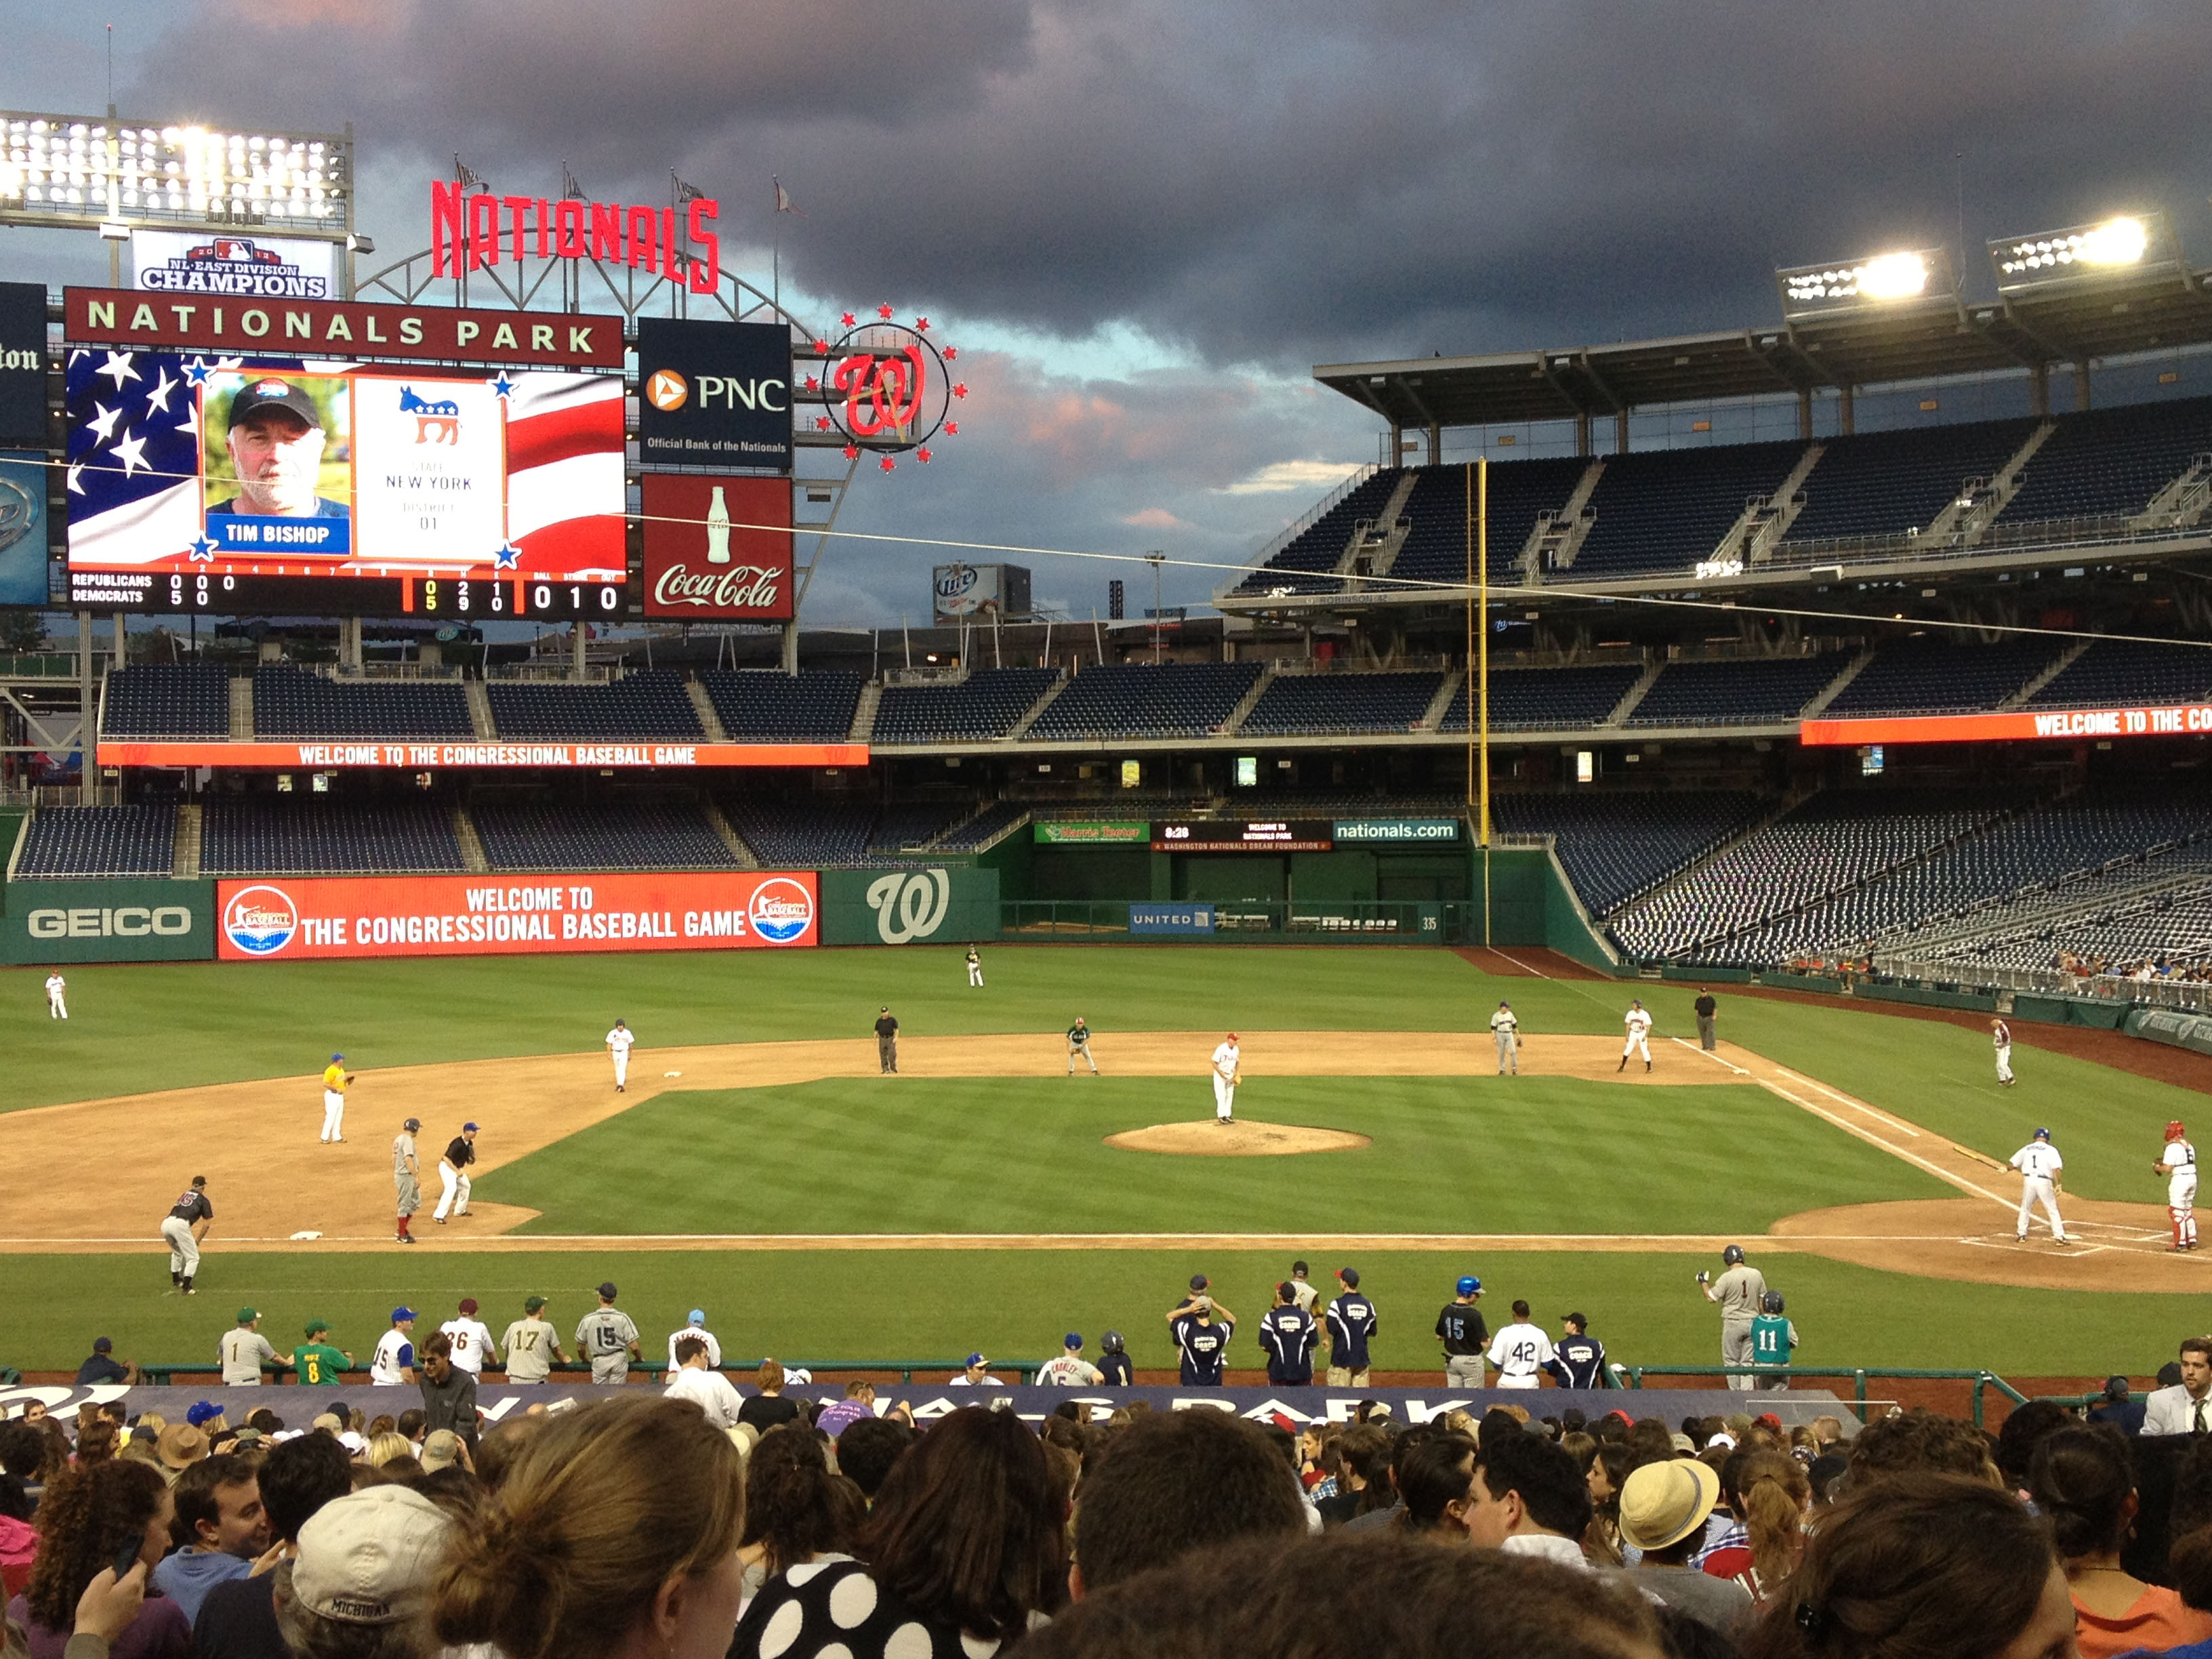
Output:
[393,1117,422,1246]
[1490,1002,1520,1076]
[1696,1244,1769,1391]
[575,1281,642,1382]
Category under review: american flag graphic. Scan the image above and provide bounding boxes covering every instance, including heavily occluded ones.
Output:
[65,349,625,580]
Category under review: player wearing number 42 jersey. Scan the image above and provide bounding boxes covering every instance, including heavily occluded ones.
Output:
[1486,1300,1556,1389]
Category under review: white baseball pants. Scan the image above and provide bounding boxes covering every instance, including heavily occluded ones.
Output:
[1623,1034,1651,1064]
[1213,1073,1235,1120]
[1495,1031,1517,1073]
[321,1090,345,1142]
[436,1163,472,1219]
[47,990,66,1019]
[968,960,983,987]
[1996,1044,2014,1084]
[1068,1042,1098,1075]
[161,1215,199,1279]
[611,1049,629,1088]
[1722,1319,1756,1391]
[2017,1175,2066,1242]
[2172,1171,2199,1248]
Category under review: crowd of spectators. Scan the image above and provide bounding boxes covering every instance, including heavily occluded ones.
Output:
[2055,949,2212,987]
[12,1338,2212,1659]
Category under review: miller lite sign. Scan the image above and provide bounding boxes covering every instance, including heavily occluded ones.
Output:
[640,473,794,620]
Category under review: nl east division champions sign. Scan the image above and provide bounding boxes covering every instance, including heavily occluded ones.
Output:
[636,317,792,470]
[131,231,337,300]
[216,872,819,962]
[641,474,792,620]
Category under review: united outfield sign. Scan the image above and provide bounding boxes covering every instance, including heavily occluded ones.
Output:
[1801,704,2212,746]
[215,872,819,962]
[63,288,625,368]
[96,739,864,769]
[640,474,794,620]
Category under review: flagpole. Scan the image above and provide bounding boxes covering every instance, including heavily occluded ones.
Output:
[772,177,781,319]
[1479,455,1491,947]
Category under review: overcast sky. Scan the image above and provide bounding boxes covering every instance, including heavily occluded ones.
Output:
[5,0,2209,623]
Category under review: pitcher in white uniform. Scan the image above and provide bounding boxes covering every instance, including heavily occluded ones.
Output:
[605,1019,635,1092]
[2009,1127,2070,1244]
[1211,1033,1241,1123]
[2158,1120,2199,1252]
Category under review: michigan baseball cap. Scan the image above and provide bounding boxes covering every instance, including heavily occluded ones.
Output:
[237,1307,258,1324]
[463,1121,479,1132]
[457,1298,478,1315]
[966,1352,988,1368]
[293,1486,451,1625]
[596,1282,618,1299]
[1457,1276,1480,1296]
[1064,1333,1083,1350]
[390,1307,414,1324]
[305,1318,330,1336]
[1338,1267,1361,1287]
[525,1295,546,1312]
[1618,1459,1720,1551]
[230,377,323,431]
[687,1309,706,1326]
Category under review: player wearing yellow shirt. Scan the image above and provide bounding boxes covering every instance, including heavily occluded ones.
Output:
[321,1052,354,1144]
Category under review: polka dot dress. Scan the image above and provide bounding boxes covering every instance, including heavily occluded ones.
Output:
[731,1559,1023,1659]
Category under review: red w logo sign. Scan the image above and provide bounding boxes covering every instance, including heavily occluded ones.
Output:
[834,346,926,438]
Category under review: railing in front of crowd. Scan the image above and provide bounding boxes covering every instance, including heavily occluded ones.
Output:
[122,1357,1047,1388]
[1872,958,2212,1012]
[1613,1364,2033,1428]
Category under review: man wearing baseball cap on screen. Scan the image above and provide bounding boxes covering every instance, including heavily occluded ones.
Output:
[209,377,349,519]
[1617,1459,1754,1635]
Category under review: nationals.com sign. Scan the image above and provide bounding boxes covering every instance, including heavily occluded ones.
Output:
[216,872,816,962]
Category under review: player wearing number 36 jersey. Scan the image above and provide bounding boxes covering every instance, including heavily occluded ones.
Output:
[1486,1300,1556,1389]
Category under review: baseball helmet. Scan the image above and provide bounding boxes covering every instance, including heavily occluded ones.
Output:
[2034,1126,2051,1141]
[1761,1291,1784,1314]
[2170,1121,2189,1142]
[1101,1330,1125,1355]
[1457,1276,1481,1296]
[1722,1244,1744,1265]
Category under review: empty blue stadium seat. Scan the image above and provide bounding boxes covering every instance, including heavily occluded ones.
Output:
[1240,672,1446,736]
[16,804,177,877]
[1387,458,1591,586]
[474,802,737,872]
[105,666,230,737]
[486,671,703,741]
[200,798,464,875]
[253,665,473,739]
[2028,640,2212,709]
[1231,470,1404,597]
[1626,655,1847,727]
[1824,639,2062,717]
[1784,419,2038,544]
[1437,665,1641,731]
[2001,397,2212,525]
[1027,662,1263,741]
[1490,792,1761,916]
[701,671,863,741]
[872,669,1061,743]
[1571,441,1805,579]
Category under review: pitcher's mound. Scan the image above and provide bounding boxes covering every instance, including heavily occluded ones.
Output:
[1105,1120,1372,1157]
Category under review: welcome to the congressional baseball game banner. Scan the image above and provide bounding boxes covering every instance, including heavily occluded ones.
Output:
[213,872,818,962]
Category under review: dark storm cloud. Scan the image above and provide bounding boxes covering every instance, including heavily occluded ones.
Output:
[121,0,2212,369]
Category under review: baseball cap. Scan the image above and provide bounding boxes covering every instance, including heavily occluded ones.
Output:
[688,1309,706,1326]
[312,1414,344,1433]
[1065,1333,1083,1349]
[1456,1277,1480,1296]
[458,1298,478,1315]
[419,1429,463,1473]
[1338,1267,1361,1288]
[1292,1261,1309,1275]
[185,1401,222,1428]
[305,1319,331,1336]
[331,1052,344,1062]
[966,1352,988,1368]
[1101,1330,1124,1353]
[1226,1031,1239,1041]
[1189,1274,1209,1291]
[403,1118,420,1132]
[1565,1311,1588,1328]
[230,378,324,432]
[1757,1413,1784,1431]
[293,1486,453,1625]
[157,1422,208,1471]
[1618,1459,1720,1551]
[1277,1281,1296,1300]
[392,1307,415,1324]
[463,1121,479,1132]
[92,1336,112,1352]
[237,1307,258,1324]
[596,1282,618,1299]
[524,1295,546,1313]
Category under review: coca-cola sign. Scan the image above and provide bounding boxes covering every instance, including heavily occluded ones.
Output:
[640,474,794,620]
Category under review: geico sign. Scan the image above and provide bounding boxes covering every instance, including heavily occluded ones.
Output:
[696,375,786,411]
[652,563,785,611]
[28,905,194,939]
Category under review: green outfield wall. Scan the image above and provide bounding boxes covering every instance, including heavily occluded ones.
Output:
[1,877,216,965]
[819,867,1002,947]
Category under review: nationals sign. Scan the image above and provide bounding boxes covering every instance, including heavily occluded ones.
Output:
[641,474,793,619]
[216,871,817,961]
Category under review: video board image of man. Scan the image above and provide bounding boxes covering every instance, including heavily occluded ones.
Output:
[205,375,350,521]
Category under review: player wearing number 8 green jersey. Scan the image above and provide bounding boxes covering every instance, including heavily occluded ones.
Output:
[291,1319,354,1386]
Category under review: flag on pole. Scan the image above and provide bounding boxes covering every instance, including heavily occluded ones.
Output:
[774,176,804,216]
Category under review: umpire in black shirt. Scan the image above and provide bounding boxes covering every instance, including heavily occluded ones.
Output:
[876,1006,899,1073]
[1696,988,1719,1051]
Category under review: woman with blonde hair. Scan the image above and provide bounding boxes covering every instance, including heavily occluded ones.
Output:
[432,1395,745,1659]
[361,1433,414,1469]
[1700,1451,1810,1603]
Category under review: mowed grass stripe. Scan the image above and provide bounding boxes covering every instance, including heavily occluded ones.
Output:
[480,1076,1954,1237]
[6,1246,2198,1378]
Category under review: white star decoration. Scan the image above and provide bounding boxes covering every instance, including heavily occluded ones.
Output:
[111,431,149,476]
[144,367,179,416]
[95,350,139,390]
[85,402,123,443]
[66,462,83,495]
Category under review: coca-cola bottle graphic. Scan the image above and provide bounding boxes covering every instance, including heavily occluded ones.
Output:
[705,486,731,565]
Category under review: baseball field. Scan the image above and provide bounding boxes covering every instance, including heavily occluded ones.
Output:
[3,943,2209,1384]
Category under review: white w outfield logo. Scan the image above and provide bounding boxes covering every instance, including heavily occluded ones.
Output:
[866,869,951,943]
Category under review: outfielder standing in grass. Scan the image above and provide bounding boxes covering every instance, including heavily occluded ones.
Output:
[2157,1120,2199,1252]
[1490,1002,1520,1076]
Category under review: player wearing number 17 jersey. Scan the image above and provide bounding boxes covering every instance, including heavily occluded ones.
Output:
[501,1295,568,1384]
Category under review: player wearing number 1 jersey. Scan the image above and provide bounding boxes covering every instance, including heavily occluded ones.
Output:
[1486,1300,1556,1389]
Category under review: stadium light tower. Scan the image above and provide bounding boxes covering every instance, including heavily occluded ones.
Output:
[1988,211,2180,295]
[1775,247,1957,319]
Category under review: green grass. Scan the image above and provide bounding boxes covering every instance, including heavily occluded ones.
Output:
[488,1075,1950,1236]
[12,1246,2196,1380]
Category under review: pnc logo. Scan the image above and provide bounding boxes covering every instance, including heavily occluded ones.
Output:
[222,884,300,957]
[747,878,815,945]
[646,369,689,412]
